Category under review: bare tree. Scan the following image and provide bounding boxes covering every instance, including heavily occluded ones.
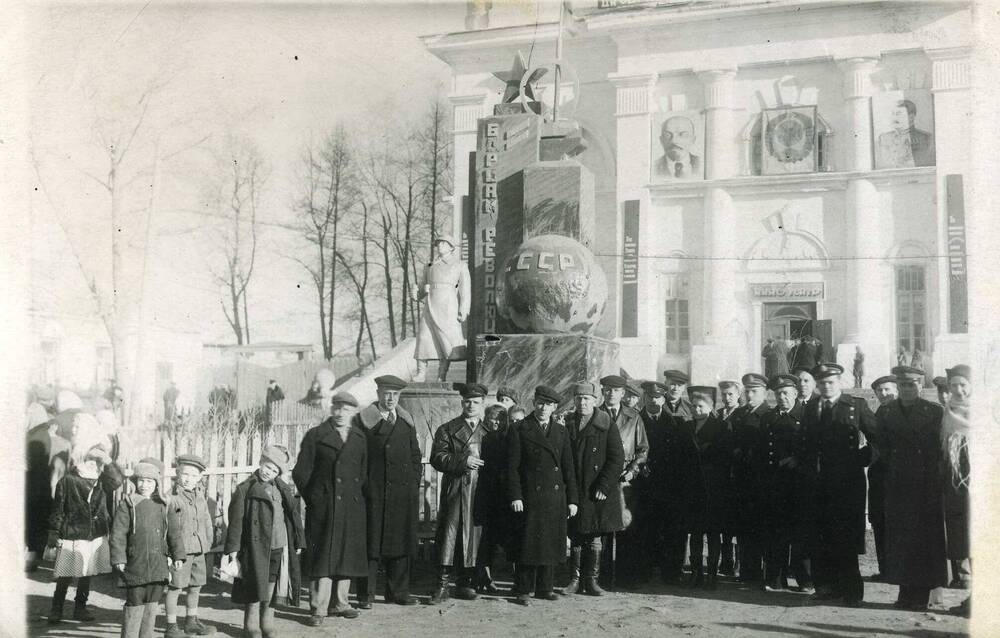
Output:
[336,201,377,361]
[417,98,454,261]
[205,136,267,345]
[292,127,354,359]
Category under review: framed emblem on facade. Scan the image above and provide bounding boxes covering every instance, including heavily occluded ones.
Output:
[872,90,935,169]
[761,106,818,175]
[650,110,705,182]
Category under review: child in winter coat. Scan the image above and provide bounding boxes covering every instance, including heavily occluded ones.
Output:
[164,454,222,637]
[110,457,186,638]
[47,445,115,624]
[225,446,305,638]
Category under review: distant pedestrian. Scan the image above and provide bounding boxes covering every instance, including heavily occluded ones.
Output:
[110,458,185,638]
[761,337,790,378]
[852,347,865,388]
[163,382,180,422]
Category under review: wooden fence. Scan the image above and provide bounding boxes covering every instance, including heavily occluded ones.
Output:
[115,404,445,551]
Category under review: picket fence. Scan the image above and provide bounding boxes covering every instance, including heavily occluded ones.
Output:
[115,401,444,551]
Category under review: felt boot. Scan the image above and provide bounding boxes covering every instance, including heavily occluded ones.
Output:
[260,604,277,638]
[138,603,157,638]
[242,603,262,638]
[120,605,144,638]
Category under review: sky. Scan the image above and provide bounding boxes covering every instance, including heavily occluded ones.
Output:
[23,0,468,349]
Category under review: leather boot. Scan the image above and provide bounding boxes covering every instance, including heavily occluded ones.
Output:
[260,603,277,638]
[454,568,478,600]
[139,603,157,638]
[428,566,450,605]
[242,603,262,638]
[584,547,605,596]
[475,566,501,595]
[562,547,582,594]
[120,605,144,638]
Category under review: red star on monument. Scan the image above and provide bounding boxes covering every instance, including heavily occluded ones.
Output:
[493,51,547,104]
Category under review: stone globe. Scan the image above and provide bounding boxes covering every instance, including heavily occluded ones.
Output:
[497,234,608,334]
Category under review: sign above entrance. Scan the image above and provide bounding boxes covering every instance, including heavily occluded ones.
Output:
[750,282,824,300]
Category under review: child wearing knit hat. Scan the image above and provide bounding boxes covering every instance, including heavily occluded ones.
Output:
[224,446,305,638]
[109,458,186,638]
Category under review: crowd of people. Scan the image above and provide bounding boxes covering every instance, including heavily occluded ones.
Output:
[27,360,973,637]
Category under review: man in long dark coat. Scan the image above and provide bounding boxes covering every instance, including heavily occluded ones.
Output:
[474,403,512,594]
[868,374,898,582]
[507,385,579,606]
[636,380,686,585]
[564,381,625,596]
[662,370,693,420]
[716,380,742,576]
[803,363,874,607]
[293,392,368,625]
[874,366,948,610]
[597,375,646,589]
[354,375,422,607]
[731,373,771,584]
[428,383,490,604]
[760,374,813,593]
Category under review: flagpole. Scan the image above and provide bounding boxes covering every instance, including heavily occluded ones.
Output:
[553,0,564,122]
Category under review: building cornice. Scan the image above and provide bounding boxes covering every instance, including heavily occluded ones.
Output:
[648,166,935,200]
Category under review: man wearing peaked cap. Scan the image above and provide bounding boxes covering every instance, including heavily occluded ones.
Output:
[506,382,579,605]
[870,376,898,407]
[563,380,625,596]
[428,380,490,604]
[866,374,897,585]
[661,370,692,421]
[730,371,772,585]
[623,382,643,410]
[932,376,950,406]
[802,358,875,606]
[760,373,813,594]
[354,374,422,607]
[329,391,359,407]
[874,365,947,610]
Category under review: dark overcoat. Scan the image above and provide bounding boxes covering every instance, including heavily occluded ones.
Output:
[681,414,732,532]
[565,410,625,535]
[292,419,369,579]
[474,420,514,557]
[355,404,422,558]
[730,402,771,534]
[875,399,949,588]
[802,394,874,554]
[759,402,813,535]
[224,474,306,604]
[506,413,579,565]
[110,494,185,587]
[601,404,647,527]
[430,416,487,567]
[637,408,684,513]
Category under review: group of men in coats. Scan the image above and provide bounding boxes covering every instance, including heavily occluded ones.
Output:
[292,361,965,620]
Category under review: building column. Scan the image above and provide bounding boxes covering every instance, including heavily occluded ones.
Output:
[449,93,489,246]
[929,47,972,373]
[837,57,887,383]
[610,72,658,376]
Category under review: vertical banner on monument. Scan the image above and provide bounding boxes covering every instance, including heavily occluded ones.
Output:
[468,114,541,377]
[946,174,968,333]
[621,200,640,338]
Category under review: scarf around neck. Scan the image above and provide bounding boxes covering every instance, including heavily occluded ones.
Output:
[941,396,971,489]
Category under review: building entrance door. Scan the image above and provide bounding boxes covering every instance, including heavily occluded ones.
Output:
[763,302,817,343]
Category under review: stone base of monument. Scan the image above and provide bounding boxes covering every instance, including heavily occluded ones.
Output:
[474,334,619,408]
[397,382,464,456]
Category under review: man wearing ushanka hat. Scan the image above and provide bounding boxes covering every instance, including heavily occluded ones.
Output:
[802,362,875,607]
[428,383,491,605]
[506,385,579,606]
[872,366,948,610]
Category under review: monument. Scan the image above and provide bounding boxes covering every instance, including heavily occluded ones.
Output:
[467,52,619,407]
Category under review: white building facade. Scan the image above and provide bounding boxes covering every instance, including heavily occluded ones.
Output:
[424,0,971,385]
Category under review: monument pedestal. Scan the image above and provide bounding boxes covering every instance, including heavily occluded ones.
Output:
[475,333,619,408]
[398,382,463,458]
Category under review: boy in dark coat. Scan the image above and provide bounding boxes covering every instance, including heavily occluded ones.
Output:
[563,381,625,596]
[225,447,306,638]
[110,457,186,638]
[292,392,368,625]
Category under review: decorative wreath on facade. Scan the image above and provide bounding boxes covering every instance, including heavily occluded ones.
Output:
[765,110,816,163]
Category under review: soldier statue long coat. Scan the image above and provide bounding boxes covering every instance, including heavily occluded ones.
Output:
[565,409,625,536]
[355,404,423,559]
[292,419,369,579]
[506,413,579,565]
[802,395,874,554]
[414,253,471,361]
[875,399,949,589]
[430,416,487,567]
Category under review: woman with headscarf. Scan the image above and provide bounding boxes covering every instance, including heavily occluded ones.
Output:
[941,364,971,615]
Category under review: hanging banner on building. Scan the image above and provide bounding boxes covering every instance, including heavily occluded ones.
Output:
[621,200,640,338]
[946,174,968,333]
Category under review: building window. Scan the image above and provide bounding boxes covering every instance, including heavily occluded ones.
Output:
[664,298,690,354]
[896,265,927,356]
